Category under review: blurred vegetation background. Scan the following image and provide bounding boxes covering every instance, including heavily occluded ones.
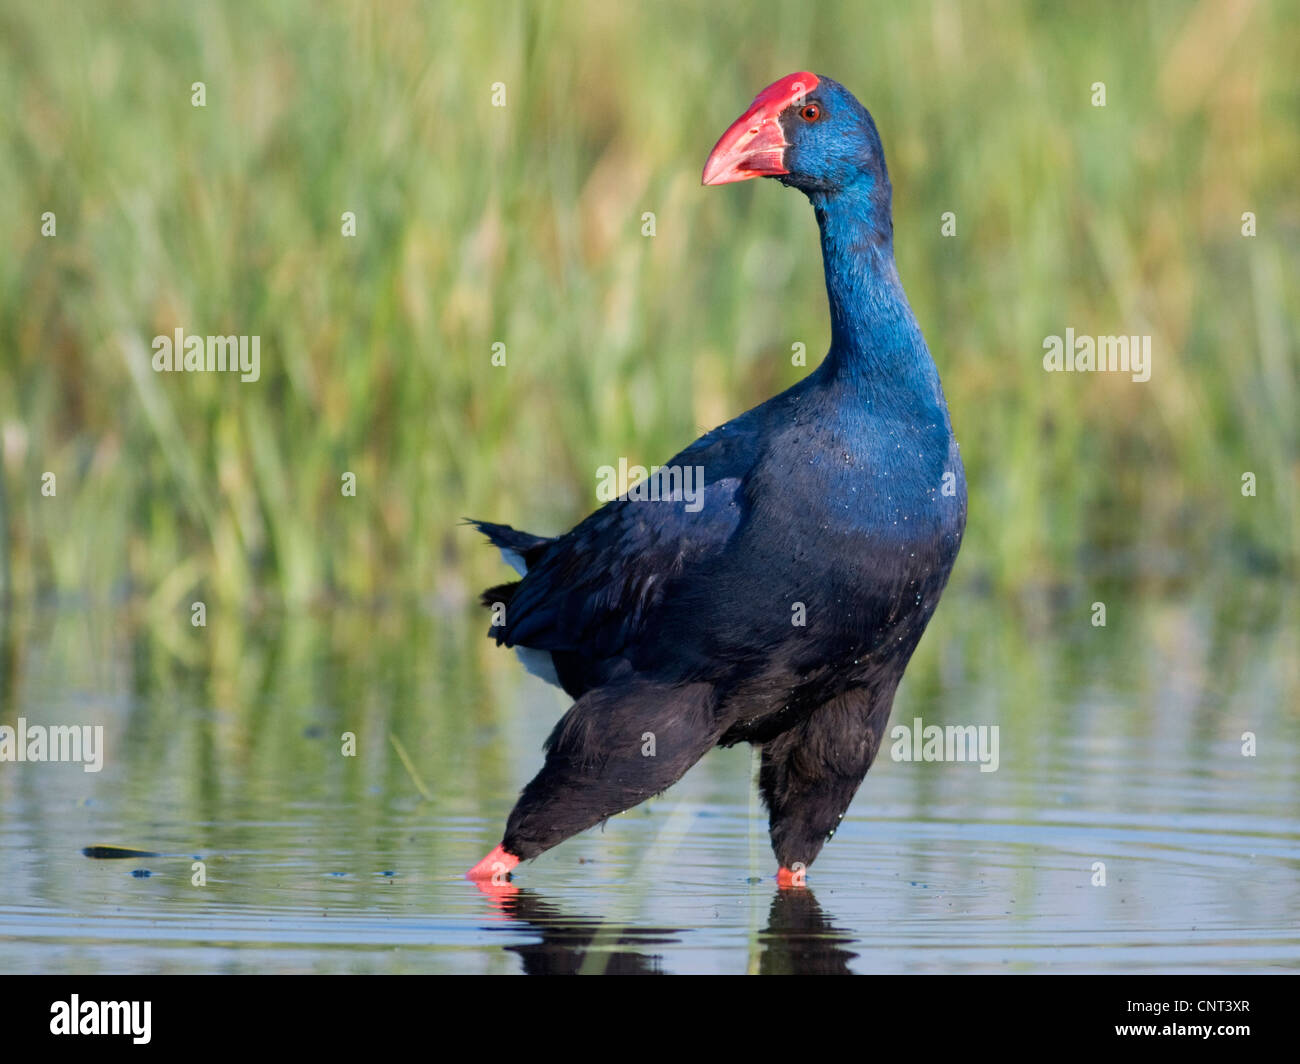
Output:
[1,0,1296,612]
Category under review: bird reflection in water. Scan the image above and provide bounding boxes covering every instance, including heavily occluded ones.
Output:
[473,885,858,975]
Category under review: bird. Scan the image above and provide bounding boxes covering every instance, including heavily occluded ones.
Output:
[466,72,966,887]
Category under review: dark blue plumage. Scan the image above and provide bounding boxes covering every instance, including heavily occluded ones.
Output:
[467,73,965,883]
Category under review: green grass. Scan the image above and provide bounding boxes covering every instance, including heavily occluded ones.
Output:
[1,0,1296,608]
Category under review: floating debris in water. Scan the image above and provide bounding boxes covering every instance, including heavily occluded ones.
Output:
[82,845,161,859]
[130,869,152,878]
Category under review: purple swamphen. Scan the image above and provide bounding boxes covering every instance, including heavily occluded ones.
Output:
[467,72,966,886]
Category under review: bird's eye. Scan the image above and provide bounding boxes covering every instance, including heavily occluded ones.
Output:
[800,103,821,122]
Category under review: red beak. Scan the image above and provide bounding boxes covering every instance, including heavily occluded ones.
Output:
[702,72,819,186]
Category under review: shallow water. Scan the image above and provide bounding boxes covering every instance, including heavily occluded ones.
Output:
[1,575,1297,974]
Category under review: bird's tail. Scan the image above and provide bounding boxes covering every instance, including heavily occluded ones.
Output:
[465,519,553,577]
[467,519,551,556]
[467,520,556,644]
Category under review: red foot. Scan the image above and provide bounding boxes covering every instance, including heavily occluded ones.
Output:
[776,865,807,889]
[466,843,520,882]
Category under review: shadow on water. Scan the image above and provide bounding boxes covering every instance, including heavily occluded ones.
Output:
[0,569,1297,973]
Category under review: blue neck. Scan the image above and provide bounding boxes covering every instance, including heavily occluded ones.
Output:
[811,181,942,409]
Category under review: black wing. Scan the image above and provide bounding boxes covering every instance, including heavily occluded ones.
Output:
[486,417,765,673]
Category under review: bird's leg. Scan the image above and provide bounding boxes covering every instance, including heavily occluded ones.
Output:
[468,682,720,876]
[759,685,895,884]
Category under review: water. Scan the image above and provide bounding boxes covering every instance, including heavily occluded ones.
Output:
[1,576,1297,974]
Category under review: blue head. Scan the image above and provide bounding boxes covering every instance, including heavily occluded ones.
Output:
[702,72,892,239]
[703,72,938,395]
